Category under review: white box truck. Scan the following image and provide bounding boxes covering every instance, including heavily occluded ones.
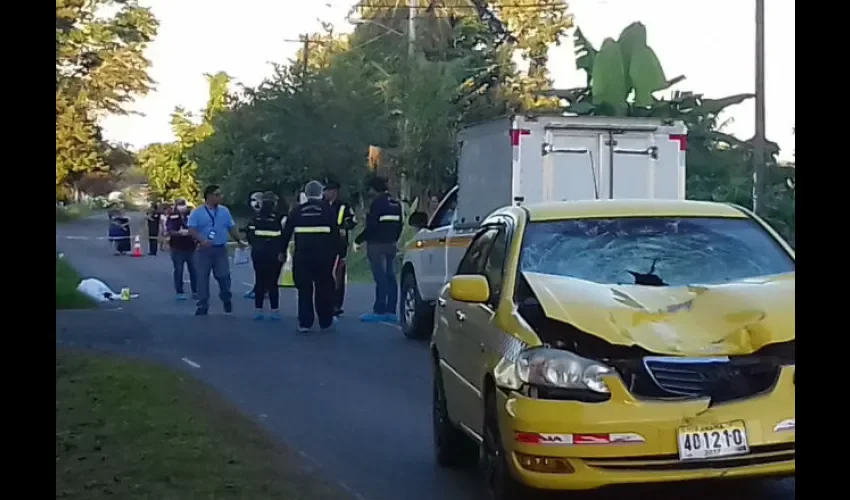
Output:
[398,114,688,339]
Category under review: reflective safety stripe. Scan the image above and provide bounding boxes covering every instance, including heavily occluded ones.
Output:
[337,205,346,225]
[379,214,401,222]
[294,226,331,233]
[254,229,281,237]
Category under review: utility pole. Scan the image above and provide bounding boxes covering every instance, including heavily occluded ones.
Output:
[408,0,416,58]
[301,34,311,81]
[752,0,766,215]
[400,0,417,201]
[283,35,330,82]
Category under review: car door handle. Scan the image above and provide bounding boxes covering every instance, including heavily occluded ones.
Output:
[455,310,465,322]
[437,297,447,307]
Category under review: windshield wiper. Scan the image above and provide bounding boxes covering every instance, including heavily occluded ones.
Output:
[627,258,667,287]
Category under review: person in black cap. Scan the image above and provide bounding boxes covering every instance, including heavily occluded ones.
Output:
[323,180,357,316]
[281,180,340,333]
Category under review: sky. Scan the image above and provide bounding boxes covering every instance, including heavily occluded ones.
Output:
[100,0,795,161]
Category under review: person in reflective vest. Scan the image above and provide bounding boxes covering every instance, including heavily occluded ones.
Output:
[323,180,357,317]
[354,175,403,323]
[243,191,264,299]
[246,191,286,321]
[281,180,340,333]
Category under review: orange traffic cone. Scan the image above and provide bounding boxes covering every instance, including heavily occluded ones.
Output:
[131,235,142,257]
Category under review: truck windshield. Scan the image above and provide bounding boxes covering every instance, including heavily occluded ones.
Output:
[519,217,794,287]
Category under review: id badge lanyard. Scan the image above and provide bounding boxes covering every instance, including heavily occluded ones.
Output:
[204,206,218,241]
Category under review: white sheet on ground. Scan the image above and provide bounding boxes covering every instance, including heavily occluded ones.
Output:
[76,278,119,302]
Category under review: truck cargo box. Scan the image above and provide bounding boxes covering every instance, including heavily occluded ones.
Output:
[454,115,687,229]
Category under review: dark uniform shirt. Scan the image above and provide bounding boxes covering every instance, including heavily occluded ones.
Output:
[354,193,403,245]
[166,212,197,251]
[328,199,357,257]
[281,199,340,263]
[246,211,285,258]
[146,211,160,236]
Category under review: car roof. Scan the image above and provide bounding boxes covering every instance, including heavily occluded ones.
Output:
[516,199,748,222]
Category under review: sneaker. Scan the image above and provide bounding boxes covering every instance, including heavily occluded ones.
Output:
[359,313,383,323]
[223,301,233,314]
[269,312,281,322]
[381,313,399,323]
[297,326,310,333]
[253,312,265,321]
[176,293,187,301]
[333,308,344,317]
[244,290,255,299]
[194,307,208,316]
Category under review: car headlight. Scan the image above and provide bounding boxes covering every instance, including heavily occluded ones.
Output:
[494,347,612,394]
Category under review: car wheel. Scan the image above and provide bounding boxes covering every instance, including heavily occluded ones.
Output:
[400,272,433,340]
[483,389,529,500]
[433,363,478,467]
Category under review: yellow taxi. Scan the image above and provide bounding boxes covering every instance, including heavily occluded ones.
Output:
[430,199,794,499]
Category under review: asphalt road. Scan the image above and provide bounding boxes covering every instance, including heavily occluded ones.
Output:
[56,213,795,500]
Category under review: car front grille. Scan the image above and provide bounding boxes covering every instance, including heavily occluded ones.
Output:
[627,356,781,403]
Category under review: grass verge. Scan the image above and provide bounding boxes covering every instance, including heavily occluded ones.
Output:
[56,258,95,310]
[56,350,349,500]
[56,204,93,223]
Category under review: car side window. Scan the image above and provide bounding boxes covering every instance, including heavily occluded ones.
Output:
[456,228,498,275]
[482,227,509,304]
[429,191,458,229]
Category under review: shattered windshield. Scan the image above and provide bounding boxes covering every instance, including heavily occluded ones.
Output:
[519,217,794,287]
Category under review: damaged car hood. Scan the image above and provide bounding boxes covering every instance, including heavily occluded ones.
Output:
[522,271,795,356]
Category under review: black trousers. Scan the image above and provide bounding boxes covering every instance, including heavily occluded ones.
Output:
[293,255,335,329]
[333,256,346,313]
[148,237,158,255]
[252,255,283,310]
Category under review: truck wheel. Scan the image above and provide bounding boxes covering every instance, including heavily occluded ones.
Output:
[433,363,479,467]
[400,272,433,340]
[483,390,530,500]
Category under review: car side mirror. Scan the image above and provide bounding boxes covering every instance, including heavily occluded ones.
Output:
[408,211,429,229]
[449,275,490,303]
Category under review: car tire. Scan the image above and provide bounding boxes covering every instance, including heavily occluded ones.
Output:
[483,389,530,500]
[400,271,434,340]
[433,363,479,468]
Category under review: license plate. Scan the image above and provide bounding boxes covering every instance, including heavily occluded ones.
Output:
[676,420,749,461]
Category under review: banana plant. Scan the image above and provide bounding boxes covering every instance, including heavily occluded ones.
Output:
[564,22,685,116]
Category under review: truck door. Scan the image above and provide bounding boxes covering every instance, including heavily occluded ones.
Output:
[608,133,663,199]
[417,189,458,301]
[542,130,602,201]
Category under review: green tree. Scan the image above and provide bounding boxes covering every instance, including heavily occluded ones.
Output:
[496,0,573,111]
[55,0,158,196]
[140,72,232,203]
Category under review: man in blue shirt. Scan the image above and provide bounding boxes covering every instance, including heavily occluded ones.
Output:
[188,184,246,316]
